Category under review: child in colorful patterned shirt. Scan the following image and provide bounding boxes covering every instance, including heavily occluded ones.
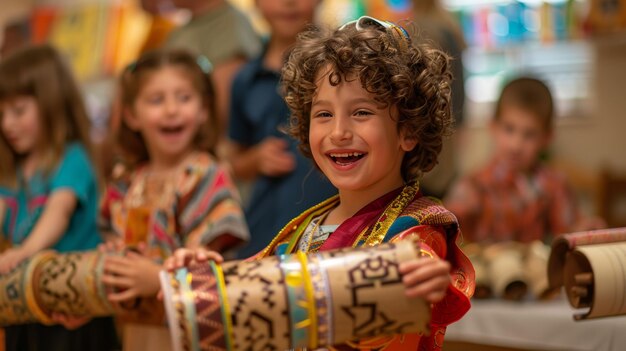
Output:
[97,49,250,342]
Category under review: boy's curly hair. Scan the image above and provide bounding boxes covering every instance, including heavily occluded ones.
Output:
[282,21,453,182]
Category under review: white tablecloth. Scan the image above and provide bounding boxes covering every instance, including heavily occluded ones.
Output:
[445,297,626,351]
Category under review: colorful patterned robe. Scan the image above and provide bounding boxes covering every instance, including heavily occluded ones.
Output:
[252,183,475,351]
[99,152,249,260]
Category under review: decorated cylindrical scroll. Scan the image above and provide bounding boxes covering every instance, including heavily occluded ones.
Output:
[33,250,115,317]
[0,250,116,326]
[0,251,56,325]
[160,240,432,351]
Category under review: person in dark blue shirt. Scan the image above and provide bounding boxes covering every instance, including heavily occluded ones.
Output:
[226,0,335,258]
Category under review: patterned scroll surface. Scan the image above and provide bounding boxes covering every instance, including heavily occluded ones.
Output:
[187,263,227,351]
[0,257,40,325]
[318,241,430,344]
[222,256,290,351]
[34,251,113,316]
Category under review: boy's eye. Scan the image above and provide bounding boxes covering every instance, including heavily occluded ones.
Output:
[354,110,373,117]
[314,111,333,118]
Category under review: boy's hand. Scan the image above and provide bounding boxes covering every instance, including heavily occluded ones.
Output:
[101,251,162,302]
[163,248,223,272]
[0,247,29,274]
[158,248,223,300]
[255,137,296,177]
[399,257,451,304]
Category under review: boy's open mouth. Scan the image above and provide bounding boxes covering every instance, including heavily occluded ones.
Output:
[328,152,366,166]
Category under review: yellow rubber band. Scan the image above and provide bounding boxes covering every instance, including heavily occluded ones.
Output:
[296,251,318,349]
[213,263,234,351]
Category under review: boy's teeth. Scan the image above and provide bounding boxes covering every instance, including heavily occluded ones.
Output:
[330,152,362,157]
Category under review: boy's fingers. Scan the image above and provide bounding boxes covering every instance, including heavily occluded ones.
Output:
[164,249,223,271]
[175,251,192,268]
[202,251,223,263]
[405,275,451,300]
[402,261,450,285]
[196,250,208,261]
[398,259,427,273]
[163,258,174,271]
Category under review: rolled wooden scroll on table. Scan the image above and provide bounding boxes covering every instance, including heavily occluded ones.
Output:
[547,227,626,320]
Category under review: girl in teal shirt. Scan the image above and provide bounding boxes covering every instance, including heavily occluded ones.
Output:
[0,44,118,351]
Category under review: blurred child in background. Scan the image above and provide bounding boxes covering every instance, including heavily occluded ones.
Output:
[445,77,603,300]
[412,0,467,199]
[98,49,249,343]
[169,16,475,350]
[226,0,336,258]
[0,44,118,351]
[165,0,262,153]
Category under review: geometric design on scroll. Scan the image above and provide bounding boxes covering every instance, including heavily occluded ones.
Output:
[189,264,226,350]
[38,254,86,314]
[341,251,412,338]
[223,257,288,351]
[0,262,31,324]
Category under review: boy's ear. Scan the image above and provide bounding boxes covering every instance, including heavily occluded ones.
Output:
[400,130,418,152]
[123,107,140,131]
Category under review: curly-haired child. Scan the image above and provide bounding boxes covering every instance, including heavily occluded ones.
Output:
[168,16,475,350]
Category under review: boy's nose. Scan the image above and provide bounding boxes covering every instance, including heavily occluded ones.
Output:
[329,117,352,143]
